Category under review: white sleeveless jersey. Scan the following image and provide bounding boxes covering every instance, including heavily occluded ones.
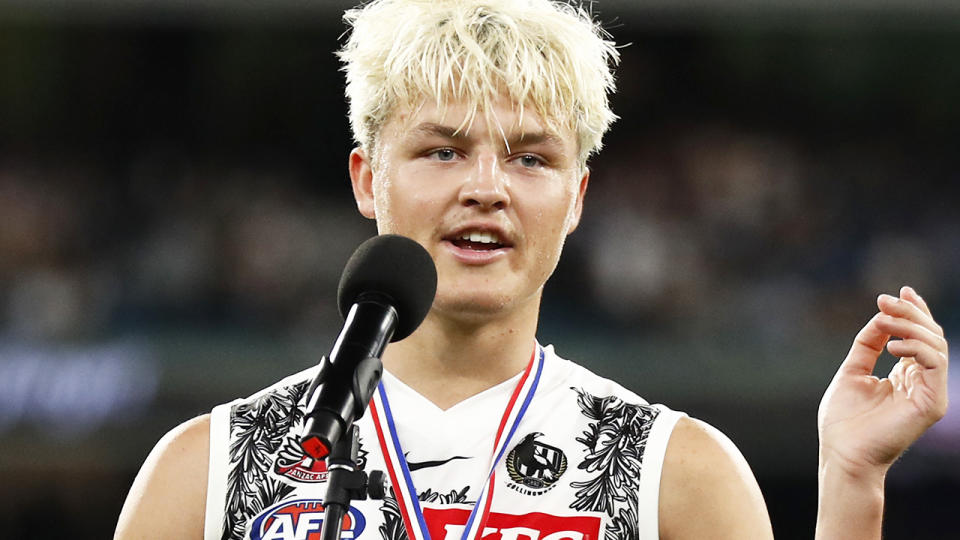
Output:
[205,345,685,540]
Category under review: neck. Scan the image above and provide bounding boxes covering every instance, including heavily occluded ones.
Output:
[381,301,540,410]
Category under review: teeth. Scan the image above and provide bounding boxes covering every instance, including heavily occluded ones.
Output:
[459,231,500,244]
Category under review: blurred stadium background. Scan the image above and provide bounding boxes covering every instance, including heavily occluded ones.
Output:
[0,0,958,538]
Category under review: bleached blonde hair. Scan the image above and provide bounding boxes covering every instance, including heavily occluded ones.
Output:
[339,0,619,167]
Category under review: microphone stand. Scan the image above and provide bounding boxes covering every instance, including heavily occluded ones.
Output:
[300,234,436,540]
[315,355,388,540]
[320,424,387,540]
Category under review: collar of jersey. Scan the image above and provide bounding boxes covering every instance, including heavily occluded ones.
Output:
[379,368,524,416]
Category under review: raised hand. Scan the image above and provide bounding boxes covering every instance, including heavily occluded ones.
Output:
[818,286,949,473]
[815,286,949,540]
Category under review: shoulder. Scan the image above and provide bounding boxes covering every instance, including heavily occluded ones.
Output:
[658,417,773,540]
[114,414,211,540]
[240,364,319,404]
[542,344,650,405]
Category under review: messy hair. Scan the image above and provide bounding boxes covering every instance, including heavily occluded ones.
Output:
[339,0,619,167]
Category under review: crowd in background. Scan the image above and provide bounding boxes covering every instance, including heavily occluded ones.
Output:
[2,126,957,346]
[1,11,958,539]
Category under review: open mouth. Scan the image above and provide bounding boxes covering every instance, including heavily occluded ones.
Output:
[448,231,509,251]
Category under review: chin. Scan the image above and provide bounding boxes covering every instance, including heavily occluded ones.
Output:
[431,282,544,324]
[432,293,513,319]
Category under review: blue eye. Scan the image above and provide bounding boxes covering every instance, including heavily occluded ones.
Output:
[518,154,542,167]
[433,148,457,161]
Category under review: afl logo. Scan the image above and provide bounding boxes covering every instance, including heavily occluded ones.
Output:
[505,432,567,496]
[248,499,366,540]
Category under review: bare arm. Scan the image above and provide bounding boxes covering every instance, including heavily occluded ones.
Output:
[659,417,774,540]
[816,286,949,540]
[114,414,211,540]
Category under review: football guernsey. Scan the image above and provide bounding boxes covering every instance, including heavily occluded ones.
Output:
[204,344,685,540]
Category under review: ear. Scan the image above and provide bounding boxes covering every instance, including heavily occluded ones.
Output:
[565,170,590,235]
[349,147,376,219]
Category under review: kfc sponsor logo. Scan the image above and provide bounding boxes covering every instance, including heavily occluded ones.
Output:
[423,508,601,540]
[247,499,366,540]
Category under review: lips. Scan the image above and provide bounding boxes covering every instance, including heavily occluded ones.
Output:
[442,225,514,263]
[451,230,505,251]
[444,226,513,250]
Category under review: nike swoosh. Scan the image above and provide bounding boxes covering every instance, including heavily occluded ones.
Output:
[406,455,471,471]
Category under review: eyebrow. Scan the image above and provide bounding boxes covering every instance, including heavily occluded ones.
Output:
[409,122,565,150]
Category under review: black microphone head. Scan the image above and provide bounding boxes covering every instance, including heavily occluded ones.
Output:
[337,234,438,341]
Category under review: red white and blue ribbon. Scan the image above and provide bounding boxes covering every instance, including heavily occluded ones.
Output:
[369,344,545,540]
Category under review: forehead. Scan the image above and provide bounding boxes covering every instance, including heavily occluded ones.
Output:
[382,97,576,150]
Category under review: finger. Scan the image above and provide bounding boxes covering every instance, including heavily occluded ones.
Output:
[901,286,933,318]
[905,365,949,420]
[874,314,948,354]
[886,338,949,371]
[877,293,944,338]
[841,313,890,376]
[888,358,908,392]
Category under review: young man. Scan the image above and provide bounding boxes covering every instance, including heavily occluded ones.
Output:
[115,1,949,539]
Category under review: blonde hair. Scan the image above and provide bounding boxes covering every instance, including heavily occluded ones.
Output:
[339,0,619,166]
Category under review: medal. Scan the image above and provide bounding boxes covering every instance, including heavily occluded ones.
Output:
[370,345,546,540]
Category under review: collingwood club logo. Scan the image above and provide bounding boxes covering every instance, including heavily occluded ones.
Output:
[505,432,567,496]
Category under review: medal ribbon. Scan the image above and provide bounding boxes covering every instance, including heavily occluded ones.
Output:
[369,344,545,540]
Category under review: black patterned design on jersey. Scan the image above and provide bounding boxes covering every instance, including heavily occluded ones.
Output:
[569,388,660,540]
[420,485,471,504]
[222,379,309,540]
[379,491,407,540]
[379,486,472,540]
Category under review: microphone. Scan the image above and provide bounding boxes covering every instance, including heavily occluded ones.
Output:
[299,234,437,460]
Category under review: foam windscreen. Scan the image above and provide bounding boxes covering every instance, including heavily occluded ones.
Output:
[337,234,437,341]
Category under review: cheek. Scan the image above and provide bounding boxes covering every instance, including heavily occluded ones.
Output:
[529,180,580,235]
[373,170,448,233]
[371,179,394,233]
[560,176,583,229]
[521,190,577,265]
[561,199,580,233]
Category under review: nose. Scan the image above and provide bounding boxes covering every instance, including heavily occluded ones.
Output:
[459,152,510,210]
